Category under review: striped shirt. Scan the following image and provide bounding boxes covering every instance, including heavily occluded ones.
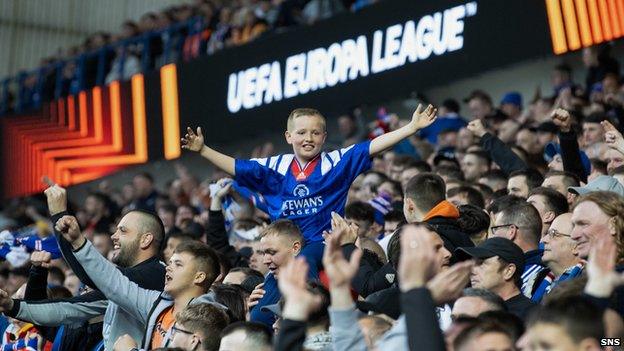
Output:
[521,249,546,298]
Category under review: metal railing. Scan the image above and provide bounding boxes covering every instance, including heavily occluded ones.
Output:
[0,17,205,116]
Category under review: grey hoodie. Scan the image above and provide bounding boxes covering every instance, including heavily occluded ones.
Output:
[73,240,226,349]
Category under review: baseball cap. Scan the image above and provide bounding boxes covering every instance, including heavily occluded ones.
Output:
[568,175,624,197]
[356,286,401,319]
[455,237,525,274]
[500,92,523,108]
[433,147,459,167]
[544,142,591,177]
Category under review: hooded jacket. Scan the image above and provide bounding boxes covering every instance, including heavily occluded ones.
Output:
[423,201,474,257]
[7,211,165,351]
[71,240,226,349]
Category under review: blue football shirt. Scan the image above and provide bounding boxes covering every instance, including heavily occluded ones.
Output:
[235,141,372,243]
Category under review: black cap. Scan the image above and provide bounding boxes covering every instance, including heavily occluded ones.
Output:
[356,286,401,319]
[455,237,525,273]
[433,147,459,167]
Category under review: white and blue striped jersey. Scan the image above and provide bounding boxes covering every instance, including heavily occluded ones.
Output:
[235,141,372,243]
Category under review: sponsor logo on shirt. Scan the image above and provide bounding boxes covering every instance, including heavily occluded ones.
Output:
[293,184,310,197]
[282,184,324,216]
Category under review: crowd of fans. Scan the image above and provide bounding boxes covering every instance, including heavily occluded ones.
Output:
[0,43,623,350]
[5,0,378,113]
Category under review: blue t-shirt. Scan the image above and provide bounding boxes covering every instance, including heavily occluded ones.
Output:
[235,141,372,243]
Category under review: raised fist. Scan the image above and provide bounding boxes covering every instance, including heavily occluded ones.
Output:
[467,119,487,138]
[30,251,52,268]
[551,108,571,133]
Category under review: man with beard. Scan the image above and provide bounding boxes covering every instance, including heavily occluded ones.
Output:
[0,182,166,351]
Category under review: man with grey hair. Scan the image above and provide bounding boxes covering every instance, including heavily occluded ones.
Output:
[530,213,584,302]
[451,288,506,320]
[490,202,545,298]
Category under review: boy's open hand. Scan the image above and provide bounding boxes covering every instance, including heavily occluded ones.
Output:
[181,127,205,152]
[410,104,437,131]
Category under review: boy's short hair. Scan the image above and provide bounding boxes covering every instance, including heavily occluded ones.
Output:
[405,173,446,213]
[345,201,376,224]
[176,303,230,351]
[287,108,326,131]
[260,219,304,245]
[527,296,604,344]
[174,241,220,289]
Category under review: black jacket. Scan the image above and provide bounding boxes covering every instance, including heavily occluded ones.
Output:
[206,210,249,268]
[558,130,588,183]
[403,288,446,351]
[480,132,527,176]
[342,244,394,298]
[274,319,306,351]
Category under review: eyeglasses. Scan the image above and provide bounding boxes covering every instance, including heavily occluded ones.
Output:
[546,228,571,239]
[490,223,516,235]
[171,324,194,336]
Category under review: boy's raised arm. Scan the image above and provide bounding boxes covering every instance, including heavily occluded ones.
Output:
[182,126,235,175]
[369,104,437,156]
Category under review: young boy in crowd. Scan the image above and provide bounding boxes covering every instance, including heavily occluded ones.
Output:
[182,105,437,268]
